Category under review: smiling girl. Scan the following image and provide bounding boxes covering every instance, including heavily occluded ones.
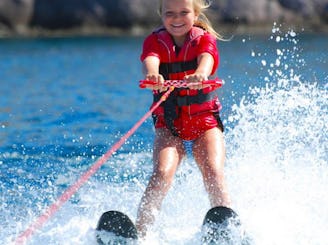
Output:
[136,0,232,238]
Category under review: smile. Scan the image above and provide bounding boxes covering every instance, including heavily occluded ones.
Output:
[171,23,184,28]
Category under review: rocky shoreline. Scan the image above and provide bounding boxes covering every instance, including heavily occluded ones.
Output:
[0,0,327,38]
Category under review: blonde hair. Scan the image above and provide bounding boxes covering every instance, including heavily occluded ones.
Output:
[159,0,223,40]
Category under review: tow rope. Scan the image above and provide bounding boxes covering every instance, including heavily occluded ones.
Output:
[15,78,222,244]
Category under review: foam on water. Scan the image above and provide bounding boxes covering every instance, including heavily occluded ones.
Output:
[224,25,328,245]
[225,79,327,245]
[2,27,327,244]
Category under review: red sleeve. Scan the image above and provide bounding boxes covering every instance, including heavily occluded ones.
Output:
[140,33,160,62]
[198,33,219,75]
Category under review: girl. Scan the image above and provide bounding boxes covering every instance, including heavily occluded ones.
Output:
[136,0,231,237]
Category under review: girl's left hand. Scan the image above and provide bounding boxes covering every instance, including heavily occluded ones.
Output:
[184,73,208,90]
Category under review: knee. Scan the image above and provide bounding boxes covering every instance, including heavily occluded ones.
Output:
[149,167,175,191]
[203,164,224,181]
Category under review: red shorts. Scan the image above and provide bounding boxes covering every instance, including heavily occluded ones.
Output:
[153,111,223,140]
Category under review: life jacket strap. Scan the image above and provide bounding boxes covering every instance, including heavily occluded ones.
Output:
[176,90,217,106]
[159,59,198,80]
[163,93,179,137]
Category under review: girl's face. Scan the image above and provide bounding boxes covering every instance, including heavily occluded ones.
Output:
[161,0,198,46]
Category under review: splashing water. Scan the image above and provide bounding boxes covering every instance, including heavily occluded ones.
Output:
[225,25,328,245]
[226,80,327,245]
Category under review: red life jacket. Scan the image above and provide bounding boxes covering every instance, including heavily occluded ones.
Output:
[151,27,222,136]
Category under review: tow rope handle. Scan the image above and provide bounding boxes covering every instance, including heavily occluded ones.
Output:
[139,78,224,89]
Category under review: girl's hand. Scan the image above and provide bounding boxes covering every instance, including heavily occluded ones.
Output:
[145,74,166,92]
[184,73,208,90]
[184,52,214,89]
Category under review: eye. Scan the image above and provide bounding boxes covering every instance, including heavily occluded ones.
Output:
[181,11,189,16]
[164,11,174,17]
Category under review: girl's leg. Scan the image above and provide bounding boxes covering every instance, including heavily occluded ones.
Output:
[193,127,231,207]
[136,128,185,237]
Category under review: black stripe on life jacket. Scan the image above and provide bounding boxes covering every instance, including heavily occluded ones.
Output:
[176,90,217,106]
[159,58,198,80]
[154,90,217,106]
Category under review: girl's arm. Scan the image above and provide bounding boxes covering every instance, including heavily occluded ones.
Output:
[142,56,165,91]
[185,52,214,89]
[196,52,214,78]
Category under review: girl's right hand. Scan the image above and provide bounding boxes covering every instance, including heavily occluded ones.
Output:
[145,74,167,92]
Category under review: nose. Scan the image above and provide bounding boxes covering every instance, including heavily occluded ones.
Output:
[172,13,180,19]
[167,12,184,19]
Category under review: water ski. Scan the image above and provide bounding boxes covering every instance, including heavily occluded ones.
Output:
[96,210,138,244]
[202,206,251,245]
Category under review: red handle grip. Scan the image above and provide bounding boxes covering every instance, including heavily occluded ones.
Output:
[139,78,223,89]
[139,80,157,88]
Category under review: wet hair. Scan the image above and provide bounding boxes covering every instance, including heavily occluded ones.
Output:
[159,0,223,40]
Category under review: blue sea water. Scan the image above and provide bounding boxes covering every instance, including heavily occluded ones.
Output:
[0,26,327,245]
